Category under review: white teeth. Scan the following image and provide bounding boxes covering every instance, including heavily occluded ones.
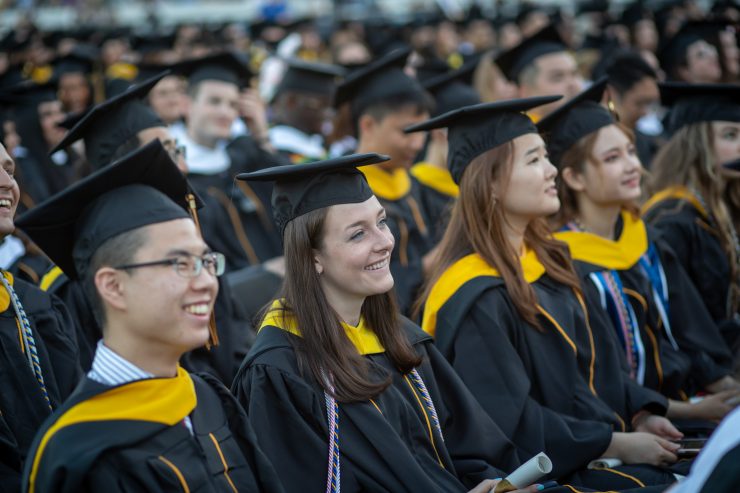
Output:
[0,199,11,208]
[185,303,209,315]
[365,258,389,271]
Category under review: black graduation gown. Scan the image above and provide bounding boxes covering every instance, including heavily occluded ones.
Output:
[23,370,284,493]
[232,315,531,493]
[39,268,254,384]
[409,163,458,243]
[360,165,434,315]
[421,252,675,489]
[0,275,81,493]
[643,188,740,351]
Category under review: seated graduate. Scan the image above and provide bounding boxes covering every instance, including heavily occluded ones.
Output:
[643,83,740,357]
[17,141,284,493]
[231,154,556,493]
[0,141,80,493]
[539,79,739,423]
[41,72,257,384]
[413,96,680,490]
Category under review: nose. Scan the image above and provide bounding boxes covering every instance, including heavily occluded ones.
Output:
[0,167,13,188]
[374,224,395,253]
[190,264,219,296]
[544,157,558,180]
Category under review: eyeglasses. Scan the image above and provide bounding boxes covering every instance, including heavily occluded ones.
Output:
[114,252,226,278]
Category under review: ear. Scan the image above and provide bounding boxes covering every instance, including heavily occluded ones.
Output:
[357,113,376,138]
[94,267,128,313]
[312,250,324,275]
[561,166,587,193]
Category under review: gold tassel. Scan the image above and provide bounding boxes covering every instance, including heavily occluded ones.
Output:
[186,193,219,348]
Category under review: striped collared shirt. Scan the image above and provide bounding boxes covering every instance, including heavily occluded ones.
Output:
[87,340,193,433]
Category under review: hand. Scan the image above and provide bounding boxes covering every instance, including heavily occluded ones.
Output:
[237,88,270,141]
[607,432,679,466]
[468,479,542,493]
[705,375,740,394]
[688,390,740,422]
[633,414,683,441]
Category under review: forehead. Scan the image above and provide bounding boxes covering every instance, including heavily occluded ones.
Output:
[534,51,576,72]
[194,80,239,99]
[324,196,382,227]
[593,124,631,150]
[138,218,206,252]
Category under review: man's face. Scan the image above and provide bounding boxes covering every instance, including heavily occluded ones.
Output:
[118,218,219,355]
[0,144,20,237]
[614,77,660,130]
[279,91,333,135]
[58,73,91,114]
[519,52,583,118]
[187,80,239,142]
[38,100,66,148]
[359,107,429,170]
[680,40,722,83]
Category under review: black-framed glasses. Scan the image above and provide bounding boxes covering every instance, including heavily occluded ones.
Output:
[114,252,225,278]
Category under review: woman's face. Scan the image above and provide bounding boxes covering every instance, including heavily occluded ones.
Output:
[498,133,559,221]
[38,100,66,148]
[712,121,740,176]
[568,125,643,207]
[314,196,395,302]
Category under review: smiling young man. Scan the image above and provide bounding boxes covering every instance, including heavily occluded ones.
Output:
[0,141,80,493]
[17,141,284,493]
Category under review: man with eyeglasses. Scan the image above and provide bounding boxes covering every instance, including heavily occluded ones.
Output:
[268,59,345,163]
[16,141,285,493]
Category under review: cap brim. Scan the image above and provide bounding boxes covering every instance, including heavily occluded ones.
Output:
[537,77,608,132]
[237,153,390,182]
[403,95,562,133]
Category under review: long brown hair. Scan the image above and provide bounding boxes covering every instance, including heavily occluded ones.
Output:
[553,122,639,227]
[649,122,738,315]
[277,207,422,403]
[418,140,582,328]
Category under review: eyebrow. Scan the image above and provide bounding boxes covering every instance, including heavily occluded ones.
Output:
[525,146,541,156]
[344,208,386,230]
[165,247,210,257]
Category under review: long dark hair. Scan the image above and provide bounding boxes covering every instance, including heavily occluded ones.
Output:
[418,141,582,328]
[276,207,421,402]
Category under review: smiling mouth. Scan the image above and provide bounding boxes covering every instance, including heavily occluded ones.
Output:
[365,258,390,271]
[184,302,210,315]
[0,199,12,209]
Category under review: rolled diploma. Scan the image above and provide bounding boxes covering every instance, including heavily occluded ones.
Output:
[494,452,553,492]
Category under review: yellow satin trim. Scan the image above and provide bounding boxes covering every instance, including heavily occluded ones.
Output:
[554,210,648,270]
[260,299,385,355]
[28,366,196,493]
[30,65,53,84]
[641,185,708,219]
[106,63,138,81]
[39,266,64,293]
[360,164,411,201]
[410,162,459,198]
[422,249,545,337]
[0,271,12,313]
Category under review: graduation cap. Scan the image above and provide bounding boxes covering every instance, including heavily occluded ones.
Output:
[6,80,58,106]
[15,139,199,281]
[274,58,345,98]
[403,95,561,184]
[421,56,481,117]
[333,48,424,118]
[175,51,253,88]
[53,48,97,78]
[131,31,177,55]
[620,1,652,28]
[415,56,454,83]
[50,72,167,167]
[659,82,740,135]
[494,24,568,82]
[657,20,728,78]
[237,153,389,237]
[536,78,613,167]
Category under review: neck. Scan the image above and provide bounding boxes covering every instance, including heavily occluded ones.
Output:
[423,141,447,169]
[576,197,621,239]
[323,288,364,327]
[500,212,529,256]
[103,322,181,378]
[187,126,218,149]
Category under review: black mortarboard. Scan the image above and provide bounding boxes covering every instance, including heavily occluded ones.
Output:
[175,51,253,88]
[620,1,651,28]
[421,56,481,116]
[237,153,388,237]
[131,31,177,55]
[6,80,58,105]
[15,140,197,280]
[54,47,97,77]
[657,20,729,78]
[403,95,561,184]
[333,48,424,117]
[660,82,740,135]
[536,77,613,167]
[494,24,568,82]
[274,58,345,98]
[415,57,453,84]
[50,72,167,167]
